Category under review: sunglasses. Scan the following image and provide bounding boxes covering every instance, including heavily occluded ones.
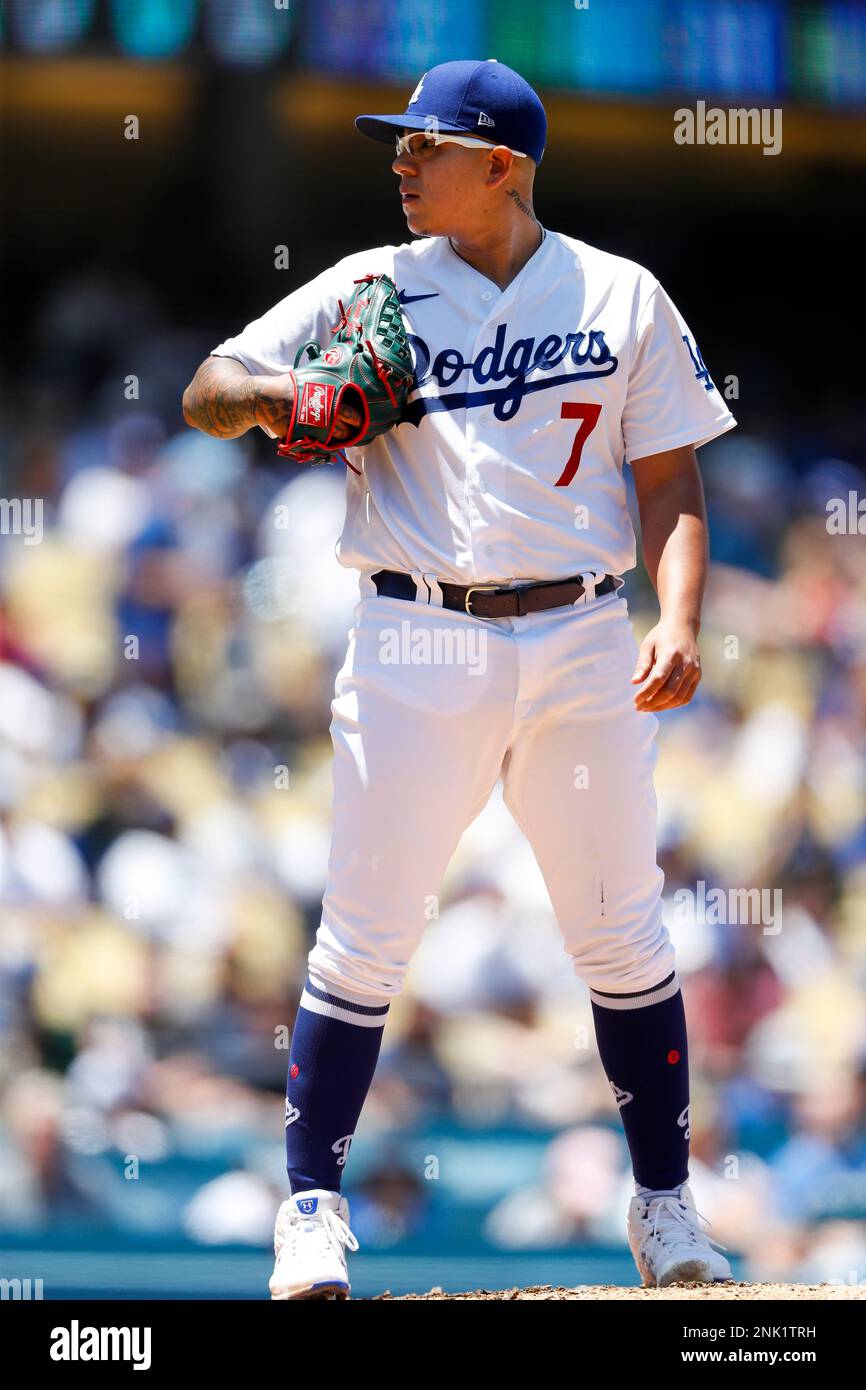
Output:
[395,130,528,160]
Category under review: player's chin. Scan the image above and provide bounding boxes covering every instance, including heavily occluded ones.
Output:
[403,212,427,235]
[403,202,438,235]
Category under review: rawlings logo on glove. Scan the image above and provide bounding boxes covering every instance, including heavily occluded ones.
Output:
[276,273,415,467]
[298,382,334,426]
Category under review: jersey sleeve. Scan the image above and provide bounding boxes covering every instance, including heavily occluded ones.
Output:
[210,248,396,436]
[621,282,736,463]
[210,264,343,379]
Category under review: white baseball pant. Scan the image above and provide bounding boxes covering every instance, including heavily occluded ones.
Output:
[307,577,674,1003]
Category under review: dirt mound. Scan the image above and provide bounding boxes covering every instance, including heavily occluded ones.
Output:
[375,1281,864,1300]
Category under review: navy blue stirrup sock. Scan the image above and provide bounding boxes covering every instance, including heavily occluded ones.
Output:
[589,972,690,1191]
[284,978,389,1194]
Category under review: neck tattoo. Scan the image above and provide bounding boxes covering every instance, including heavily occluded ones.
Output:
[506,187,535,220]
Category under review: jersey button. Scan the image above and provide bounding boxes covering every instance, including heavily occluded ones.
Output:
[481,291,492,301]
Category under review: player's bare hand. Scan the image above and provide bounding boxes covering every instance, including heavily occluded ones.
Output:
[631,620,701,712]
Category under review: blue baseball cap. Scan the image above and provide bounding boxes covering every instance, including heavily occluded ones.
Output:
[355,59,547,165]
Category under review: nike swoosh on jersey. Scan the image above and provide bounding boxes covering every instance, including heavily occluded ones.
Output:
[398,290,440,305]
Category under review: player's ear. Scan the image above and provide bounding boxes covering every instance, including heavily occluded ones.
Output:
[486,146,517,188]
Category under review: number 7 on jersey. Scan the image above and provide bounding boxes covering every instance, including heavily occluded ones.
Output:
[555,402,602,487]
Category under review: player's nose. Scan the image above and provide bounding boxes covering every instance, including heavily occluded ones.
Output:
[392,150,418,176]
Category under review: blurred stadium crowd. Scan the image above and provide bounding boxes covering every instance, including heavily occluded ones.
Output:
[1,269,865,1291]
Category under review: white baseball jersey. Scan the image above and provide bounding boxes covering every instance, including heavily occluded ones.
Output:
[212,230,736,584]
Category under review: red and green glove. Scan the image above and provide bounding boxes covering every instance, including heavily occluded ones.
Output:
[276,273,415,466]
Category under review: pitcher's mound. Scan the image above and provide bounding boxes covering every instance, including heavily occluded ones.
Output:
[375,1281,863,1300]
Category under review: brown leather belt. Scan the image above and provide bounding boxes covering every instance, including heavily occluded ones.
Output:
[371,569,618,618]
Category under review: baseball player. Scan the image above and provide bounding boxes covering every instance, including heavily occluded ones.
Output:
[182,59,736,1297]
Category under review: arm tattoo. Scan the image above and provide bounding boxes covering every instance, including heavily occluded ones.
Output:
[250,383,293,437]
[183,357,258,438]
[183,357,292,439]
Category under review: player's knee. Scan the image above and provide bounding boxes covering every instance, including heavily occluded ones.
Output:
[569,928,676,997]
[307,936,405,1004]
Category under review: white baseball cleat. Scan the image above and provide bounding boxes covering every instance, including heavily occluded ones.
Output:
[627,1182,732,1288]
[269,1190,359,1301]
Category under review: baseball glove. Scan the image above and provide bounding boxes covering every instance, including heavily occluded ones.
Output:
[275,273,414,466]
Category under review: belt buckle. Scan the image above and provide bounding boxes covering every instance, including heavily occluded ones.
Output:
[464,584,499,616]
